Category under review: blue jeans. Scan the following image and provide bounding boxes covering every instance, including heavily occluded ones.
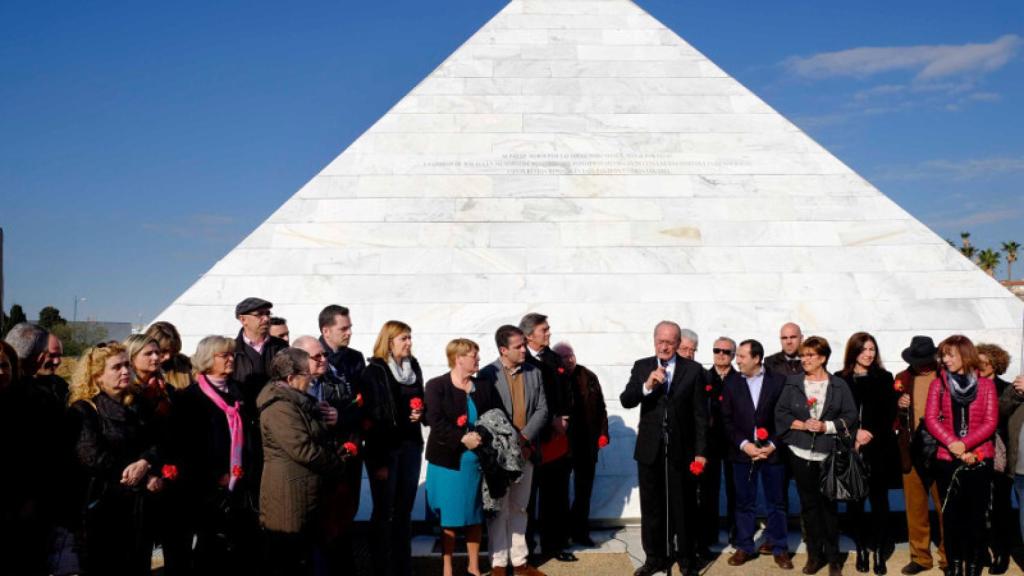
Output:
[732,460,788,555]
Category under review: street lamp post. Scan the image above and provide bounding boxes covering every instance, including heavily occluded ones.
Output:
[73,296,87,322]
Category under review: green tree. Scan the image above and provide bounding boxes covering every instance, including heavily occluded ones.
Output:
[51,322,109,357]
[8,304,27,326]
[961,245,977,260]
[977,248,1001,277]
[961,231,972,248]
[38,306,67,330]
[1002,241,1020,280]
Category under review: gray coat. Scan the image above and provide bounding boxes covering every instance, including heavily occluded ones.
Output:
[478,359,549,445]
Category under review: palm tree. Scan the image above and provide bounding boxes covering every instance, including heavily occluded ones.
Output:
[1002,241,1021,280]
[961,231,972,248]
[961,245,977,260]
[977,249,1001,277]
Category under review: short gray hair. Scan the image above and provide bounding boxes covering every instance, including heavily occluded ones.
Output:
[291,335,322,352]
[714,336,737,350]
[4,323,48,361]
[192,335,236,374]
[653,321,682,343]
[270,348,309,381]
[679,328,699,345]
[519,312,549,337]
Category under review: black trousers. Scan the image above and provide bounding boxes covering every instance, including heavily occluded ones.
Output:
[695,456,733,549]
[367,441,422,576]
[990,471,1017,557]
[539,456,573,553]
[847,468,891,551]
[146,486,193,576]
[79,492,152,576]
[570,455,597,538]
[637,449,695,566]
[192,487,261,576]
[790,454,840,564]
[264,530,313,576]
[936,460,992,564]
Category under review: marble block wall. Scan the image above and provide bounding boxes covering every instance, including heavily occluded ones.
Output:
[155,0,1024,521]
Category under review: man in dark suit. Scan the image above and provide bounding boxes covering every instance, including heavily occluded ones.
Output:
[720,339,791,570]
[764,322,804,377]
[232,296,289,408]
[620,321,708,576]
[519,312,575,562]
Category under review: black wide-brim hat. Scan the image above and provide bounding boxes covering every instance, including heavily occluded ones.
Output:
[902,335,938,367]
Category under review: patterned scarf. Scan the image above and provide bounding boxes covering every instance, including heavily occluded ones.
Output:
[197,374,244,491]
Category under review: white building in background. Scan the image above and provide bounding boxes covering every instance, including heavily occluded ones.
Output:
[155,0,1024,521]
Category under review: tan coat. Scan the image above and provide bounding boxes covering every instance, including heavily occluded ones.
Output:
[257,382,344,534]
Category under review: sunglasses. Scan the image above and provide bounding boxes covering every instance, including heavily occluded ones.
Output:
[712,348,734,355]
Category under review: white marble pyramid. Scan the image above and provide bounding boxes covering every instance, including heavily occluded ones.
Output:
[157,0,1023,519]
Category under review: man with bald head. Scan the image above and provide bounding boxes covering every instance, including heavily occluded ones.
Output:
[764,323,804,377]
[621,321,708,576]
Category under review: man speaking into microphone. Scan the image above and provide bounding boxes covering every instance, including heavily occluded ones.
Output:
[621,321,708,576]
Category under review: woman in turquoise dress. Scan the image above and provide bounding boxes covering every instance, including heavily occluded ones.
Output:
[424,339,506,576]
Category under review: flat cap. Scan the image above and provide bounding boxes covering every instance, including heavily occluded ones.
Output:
[235,297,273,317]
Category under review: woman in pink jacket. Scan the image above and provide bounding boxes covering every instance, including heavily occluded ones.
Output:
[925,335,998,576]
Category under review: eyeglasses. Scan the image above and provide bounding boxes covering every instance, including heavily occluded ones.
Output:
[712,348,734,355]
[244,311,271,318]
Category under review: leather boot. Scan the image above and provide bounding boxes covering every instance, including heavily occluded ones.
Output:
[964,561,982,576]
[872,550,887,575]
[947,560,963,576]
[990,552,1010,575]
[855,547,869,573]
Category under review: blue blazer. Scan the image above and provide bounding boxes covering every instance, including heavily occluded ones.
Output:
[720,369,787,464]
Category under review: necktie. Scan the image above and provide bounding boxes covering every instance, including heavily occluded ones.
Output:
[660,358,672,394]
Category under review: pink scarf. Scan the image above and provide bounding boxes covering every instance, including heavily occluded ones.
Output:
[197,375,244,491]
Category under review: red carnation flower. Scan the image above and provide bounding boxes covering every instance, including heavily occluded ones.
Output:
[557,367,565,375]
[689,460,705,476]
[807,397,818,408]
[755,427,769,441]
[894,381,905,393]
[456,414,468,427]
[231,465,243,479]
[718,395,723,401]
[597,435,609,449]
[354,393,364,407]
[161,464,178,481]
[409,397,424,411]
[343,441,359,456]
[705,385,712,392]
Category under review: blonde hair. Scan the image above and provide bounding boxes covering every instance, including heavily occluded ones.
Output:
[192,335,236,375]
[145,321,182,355]
[69,343,128,407]
[124,334,160,368]
[445,338,479,369]
[372,320,412,360]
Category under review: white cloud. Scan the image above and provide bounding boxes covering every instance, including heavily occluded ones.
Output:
[875,156,1024,181]
[784,34,1021,81]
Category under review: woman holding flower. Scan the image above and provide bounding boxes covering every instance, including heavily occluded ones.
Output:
[837,332,898,574]
[67,342,162,576]
[257,348,351,575]
[362,320,425,576]
[424,338,506,576]
[173,335,262,575]
[925,335,997,576]
[775,336,857,576]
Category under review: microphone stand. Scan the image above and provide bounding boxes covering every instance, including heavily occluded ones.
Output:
[661,363,674,576]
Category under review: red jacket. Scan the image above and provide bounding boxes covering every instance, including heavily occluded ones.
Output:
[924,371,997,462]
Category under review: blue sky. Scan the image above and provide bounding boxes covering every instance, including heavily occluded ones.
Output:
[1,0,1021,322]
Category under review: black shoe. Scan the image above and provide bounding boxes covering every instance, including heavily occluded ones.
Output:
[946,561,963,576]
[804,557,828,575]
[855,548,869,573]
[551,551,578,562]
[899,562,928,575]
[828,561,843,576]
[873,550,887,575]
[964,561,981,576]
[633,560,667,576]
[991,553,1010,574]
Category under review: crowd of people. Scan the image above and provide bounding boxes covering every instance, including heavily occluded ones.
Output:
[1,296,1022,576]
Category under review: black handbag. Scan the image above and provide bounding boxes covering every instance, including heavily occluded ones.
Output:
[910,379,944,484]
[820,418,870,502]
